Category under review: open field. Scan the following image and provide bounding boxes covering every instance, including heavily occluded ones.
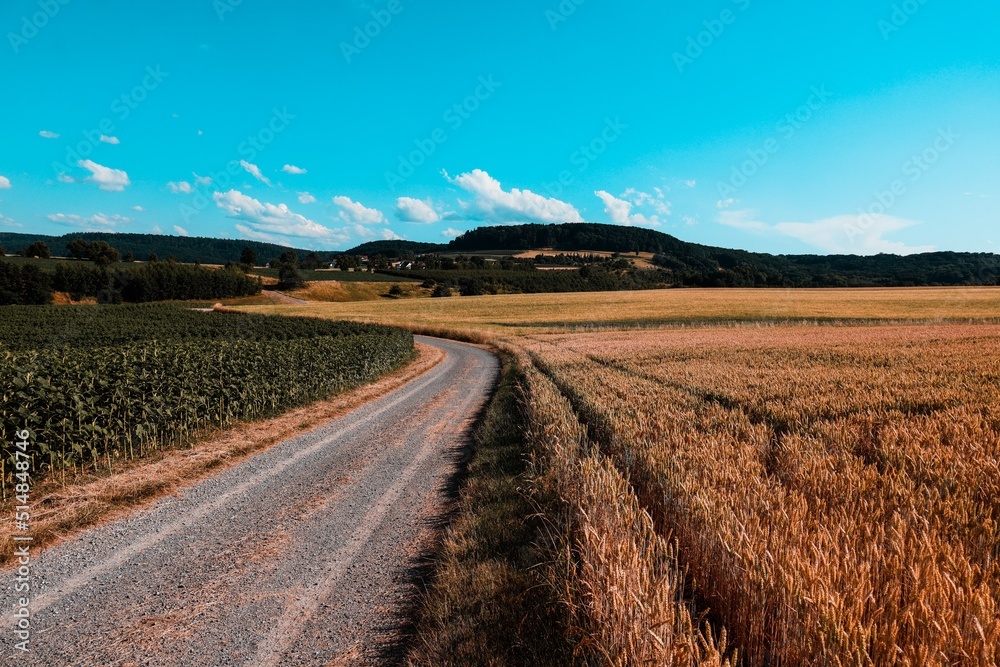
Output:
[241,286,1000,339]
[514,248,659,269]
[286,280,430,303]
[251,267,420,283]
[503,324,1000,665]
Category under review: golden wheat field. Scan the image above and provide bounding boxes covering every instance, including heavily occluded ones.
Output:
[509,323,1000,666]
[242,286,1000,339]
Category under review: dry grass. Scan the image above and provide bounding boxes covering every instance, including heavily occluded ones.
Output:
[289,280,429,303]
[0,343,443,568]
[239,286,1000,338]
[513,324,1000,666]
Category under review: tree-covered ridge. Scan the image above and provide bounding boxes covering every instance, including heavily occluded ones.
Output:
[447,223,1000,287]
[345,240,447,257]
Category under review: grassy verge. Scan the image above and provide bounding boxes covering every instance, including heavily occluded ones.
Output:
[406,357,571,666]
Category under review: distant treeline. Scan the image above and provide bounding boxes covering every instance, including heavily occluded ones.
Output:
[448,223,1000,288]
[53,261,262,303]
[384,262,670,296]
[0,232,339,266]
[0,257,261,305]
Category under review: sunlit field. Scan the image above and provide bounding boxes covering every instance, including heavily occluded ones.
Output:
[242,286,1000,339]
[507,324,1000,664]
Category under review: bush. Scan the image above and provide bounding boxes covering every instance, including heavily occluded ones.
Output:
[19,241,51,259]
[388,284,404,297]
[431,284,452,298]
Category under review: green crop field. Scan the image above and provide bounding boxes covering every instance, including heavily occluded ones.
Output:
[0,304,413,496]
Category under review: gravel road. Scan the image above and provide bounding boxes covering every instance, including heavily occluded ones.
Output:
[3,336,498,666]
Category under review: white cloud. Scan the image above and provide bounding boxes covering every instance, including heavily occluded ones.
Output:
[39,130,59,139]
[595,190,661,227]
[682,179,697,188]
[445,169,581,224]
[717,198,735,209]
[441,227,463,239]
[100,135,120,145]
[381,228,404,241]
[174,225,189,237]
[621,187,671,215]
[282,164,307,175]
[78,160,130,192]
[0,176,10,189]
[132,205,145,212]
[298,192,317,204]
[193,173,213,186]
[717,209,935,255]
[333,196,387,224]
[240,160,272,186]
[214,189,340,240]
[0,214,21,228]
[168,181,193,194]
[151,225,163,234]
[396,197,441,223]
[47,212,132,232]
[57,174,75,184]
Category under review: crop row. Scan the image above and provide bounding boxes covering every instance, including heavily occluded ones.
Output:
[0,322,412,494]
[514,324,1000,666]
[0,304,386,351]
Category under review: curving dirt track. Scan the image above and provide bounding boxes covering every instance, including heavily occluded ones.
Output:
[2,336,498,666]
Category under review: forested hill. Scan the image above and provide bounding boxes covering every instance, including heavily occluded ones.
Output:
[448,223,1000,287]
[345,240,446,256]
[0,232,338,265]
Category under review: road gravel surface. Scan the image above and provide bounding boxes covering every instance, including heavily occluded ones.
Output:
[3,336,498,666]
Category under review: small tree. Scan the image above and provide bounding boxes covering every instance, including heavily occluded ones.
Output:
[123,251,135,263]
[20,241,51,259]
[148,252,159,263]
[240,246,258,270]
[388,284,404,297]
[431,284,452,298]
[88,241,121,266]
[0,244,6,256]
[67,238,90,260]
[278,263,305,290]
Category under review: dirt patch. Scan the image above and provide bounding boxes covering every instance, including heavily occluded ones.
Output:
[0,343,445,568]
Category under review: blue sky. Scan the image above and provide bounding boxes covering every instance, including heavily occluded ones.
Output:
[1,0,998,253]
